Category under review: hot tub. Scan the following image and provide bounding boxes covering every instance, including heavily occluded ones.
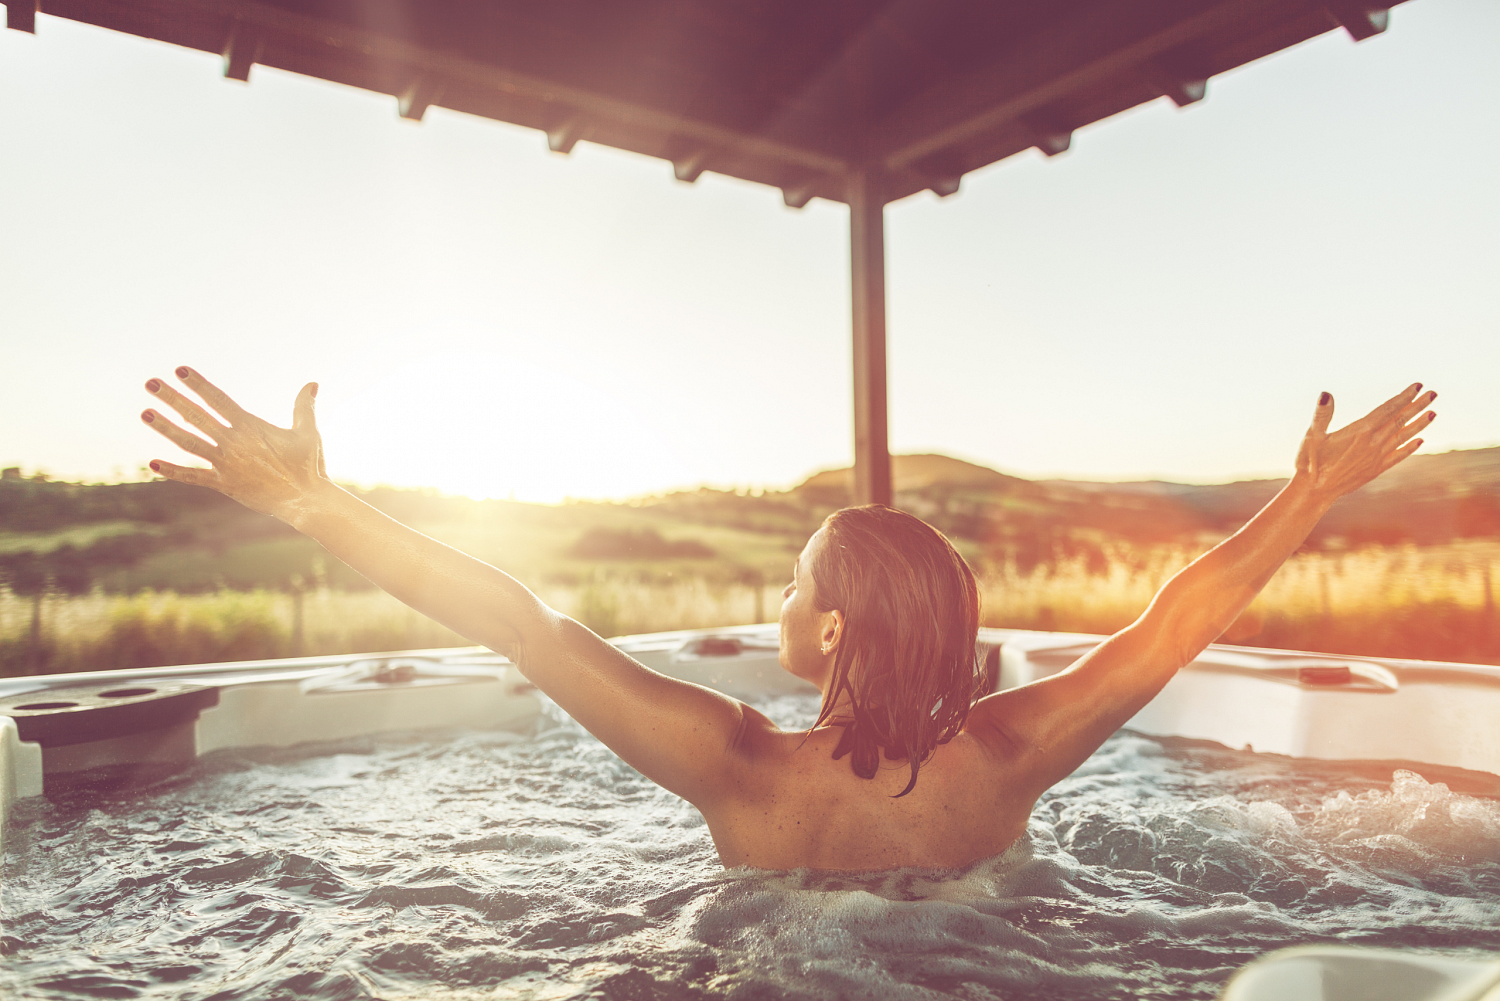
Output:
[4,627,1499,1000]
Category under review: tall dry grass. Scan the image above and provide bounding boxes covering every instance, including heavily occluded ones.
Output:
[0,579,784,676]
[979,541,1500,664]
[5,542,1500,676]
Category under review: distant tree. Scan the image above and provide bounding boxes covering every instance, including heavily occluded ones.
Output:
[1006,525,1053,577]
[568,528,715,560]
[733,565,769,623]
[86,532,161,566]
[0,552,49,674]
[47,545,96,598]
[1456,491,1500,538]
[1343,520,1411,548]
[0,539,158,674]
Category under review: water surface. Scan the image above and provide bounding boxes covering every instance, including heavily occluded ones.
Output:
[5,694,1500,1000]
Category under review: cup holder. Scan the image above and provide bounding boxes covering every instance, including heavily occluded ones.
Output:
[0,682,218,747]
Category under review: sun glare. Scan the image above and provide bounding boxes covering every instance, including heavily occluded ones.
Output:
[317,352,693,502]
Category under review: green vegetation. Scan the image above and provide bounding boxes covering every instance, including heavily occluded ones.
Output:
[4,446,1500,675]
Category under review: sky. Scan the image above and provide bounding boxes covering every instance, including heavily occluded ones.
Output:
[1,1,1497,502]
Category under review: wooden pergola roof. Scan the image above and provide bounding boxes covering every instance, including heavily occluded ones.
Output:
[6,0,1407,502]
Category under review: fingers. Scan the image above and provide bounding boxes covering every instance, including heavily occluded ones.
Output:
[140,408,221,461]
[1344,382,1421,434]
[1373,386,1436,451]
[1393,408,1437,448]
[1309,391,1334,436]
[1340,384,1433,443]
[293,382,318,433]
[1369,382,1425,426]
[146,458,218,488]
[292,383,326,476]
[1379,436,1425,475]
[175,366,257,427]
[1392,389,1437,429]
[145,377,229,442]
[1384,382,1424,410]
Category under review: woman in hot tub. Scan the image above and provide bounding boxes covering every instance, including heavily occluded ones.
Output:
[138,369,1435,871]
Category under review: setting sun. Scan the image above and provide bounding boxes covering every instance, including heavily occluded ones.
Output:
[317,351,694,502]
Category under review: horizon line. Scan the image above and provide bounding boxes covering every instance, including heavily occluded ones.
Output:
[6,441,1499,506]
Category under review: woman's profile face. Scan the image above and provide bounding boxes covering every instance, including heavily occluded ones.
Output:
[778,529,833,686]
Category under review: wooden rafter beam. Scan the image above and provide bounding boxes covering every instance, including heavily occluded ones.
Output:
[37,0,848,184]
[877,0,1340,176]
[22,0,1408,209]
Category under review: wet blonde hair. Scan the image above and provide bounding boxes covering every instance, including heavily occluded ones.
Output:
[809,505,983,796]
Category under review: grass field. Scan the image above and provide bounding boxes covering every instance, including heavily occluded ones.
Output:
[0,577,785,675]
[978,540,1500,663]
[5,541,1500,675]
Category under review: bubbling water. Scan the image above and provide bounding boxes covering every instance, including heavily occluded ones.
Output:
[4,694,1500,1000]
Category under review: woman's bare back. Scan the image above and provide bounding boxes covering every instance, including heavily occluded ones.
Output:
[706,720,1027,871]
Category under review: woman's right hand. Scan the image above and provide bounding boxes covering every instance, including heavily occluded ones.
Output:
[141,367,329,524]
[1295,383,1436,505]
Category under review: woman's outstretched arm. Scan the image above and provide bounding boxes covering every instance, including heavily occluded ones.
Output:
[139,368,764,808]
[972,383,1437,795]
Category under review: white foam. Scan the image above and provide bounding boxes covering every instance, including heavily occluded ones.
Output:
[1306,770,1500,859]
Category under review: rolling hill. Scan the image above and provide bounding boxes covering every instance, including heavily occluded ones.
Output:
[4,444,1500,597]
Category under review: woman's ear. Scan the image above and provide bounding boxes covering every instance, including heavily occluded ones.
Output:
[819,609,845,656]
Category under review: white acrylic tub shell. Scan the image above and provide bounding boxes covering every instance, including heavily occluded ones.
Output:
[1222,947,1500,1001]
[999,631,1500,779]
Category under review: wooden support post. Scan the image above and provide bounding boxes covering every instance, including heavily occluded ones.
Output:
[849,170,892,508]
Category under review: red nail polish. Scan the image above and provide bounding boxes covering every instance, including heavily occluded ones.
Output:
[1319,392,1331,406]
[1414,383,1423,393]
[149,461,161,473]
[1430,392,1438,401]
[141,410,154,423]
[146,379,161,393]
[176,366,191,379]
